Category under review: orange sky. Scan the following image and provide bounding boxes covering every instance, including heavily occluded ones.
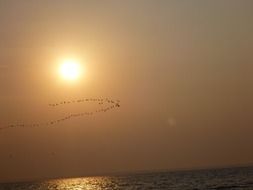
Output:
[0,0,253,182]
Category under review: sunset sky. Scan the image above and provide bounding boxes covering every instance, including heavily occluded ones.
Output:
[0,0,253,182]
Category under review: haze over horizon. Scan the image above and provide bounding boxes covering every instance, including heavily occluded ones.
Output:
[0,0,253,182]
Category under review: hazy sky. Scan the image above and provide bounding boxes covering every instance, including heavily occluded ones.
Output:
[0,0,253,182]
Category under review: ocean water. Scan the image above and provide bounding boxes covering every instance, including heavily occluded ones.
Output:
[1,166,253,190]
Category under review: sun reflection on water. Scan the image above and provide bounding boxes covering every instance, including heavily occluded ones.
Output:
[1,168,252,189]
[45,177,117,190]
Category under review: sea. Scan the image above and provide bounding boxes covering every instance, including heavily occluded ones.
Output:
[0,166,253,190]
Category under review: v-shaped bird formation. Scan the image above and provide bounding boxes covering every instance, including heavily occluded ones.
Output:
[0,98,120,131]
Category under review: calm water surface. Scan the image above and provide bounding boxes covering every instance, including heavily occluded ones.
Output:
[1,166,253,190]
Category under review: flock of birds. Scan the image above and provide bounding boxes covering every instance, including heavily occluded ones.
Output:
[0,98,120,131]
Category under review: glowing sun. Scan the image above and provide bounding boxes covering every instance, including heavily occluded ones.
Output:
[59,59,81,81]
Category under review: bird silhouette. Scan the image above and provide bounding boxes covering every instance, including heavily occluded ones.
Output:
[1,97,121,131]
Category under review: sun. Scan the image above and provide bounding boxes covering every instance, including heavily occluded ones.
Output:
[59,59,81,81]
